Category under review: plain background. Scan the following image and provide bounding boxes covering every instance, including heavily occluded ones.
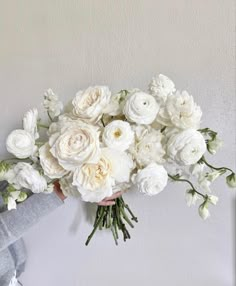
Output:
[0,1,235,285]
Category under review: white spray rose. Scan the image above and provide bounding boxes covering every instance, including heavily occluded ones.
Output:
[49,122,101,171]
[149,74,176,104]
[156,91,202,129]
[6,129,36,159]
[44,89,63,118]
[123,91,159,125]
[72,86,111,123]
[23,108,39,139]
[102,120,134,151]
[132,163,168,196]
[130,126,165,167]
[207,137,223,155]
[39,143,68,179]
[166,129,206,165]
[73,153,114,203]
[9,163,47,193]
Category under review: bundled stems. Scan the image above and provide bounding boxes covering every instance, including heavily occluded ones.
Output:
[85,196,138,246]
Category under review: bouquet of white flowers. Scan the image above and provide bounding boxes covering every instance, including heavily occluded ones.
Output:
[0,74,235,245]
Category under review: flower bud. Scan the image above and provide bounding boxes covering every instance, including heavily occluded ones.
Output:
[226,173,236,188]
[198,203,210,220]
[207,137,223,155]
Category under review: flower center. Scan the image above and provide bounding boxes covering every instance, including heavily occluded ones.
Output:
[113,129,122,138]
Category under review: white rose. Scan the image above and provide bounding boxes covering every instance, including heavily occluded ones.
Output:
[132,163,168,196]
[44,89,63,118]
[6,129,36,159]
[130,126,165,167]
[9,162,47,193]
[123,91,159,125]
[49,122,101,171]
[166,129,206,165]
[102,148,134,183]
[72,86,111,123]
[73,152,114,202]
[39,143,68,179]
[149,74,176,104]
[23,108,39,139]
[156,91,202,129]
[102,120,134,151]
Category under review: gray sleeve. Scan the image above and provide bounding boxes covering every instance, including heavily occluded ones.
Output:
[0,189,63,252]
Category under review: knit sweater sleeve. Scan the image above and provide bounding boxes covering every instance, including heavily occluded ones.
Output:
[0,182,63,252]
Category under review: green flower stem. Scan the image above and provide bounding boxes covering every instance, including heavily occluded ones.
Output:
[47,111,53,122]
[37,123,49,129]
[120,197,138,222]
[101,117,105,127]
[200,156,234,173]
[168,174,206,199]
[85,207,105,246]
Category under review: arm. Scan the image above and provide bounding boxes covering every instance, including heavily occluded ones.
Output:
[0,185,64,252]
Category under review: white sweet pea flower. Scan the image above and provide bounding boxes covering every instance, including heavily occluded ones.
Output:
[49,122,101,171]
[123,91,159,125]
[8,163,47,193]
[103,91,128,116]
[166,129,206,165]
[132,163,168,196]
[206,170,223,182]
[198,203,210,220]
[226,173,236,188]
[6,129,36,159]
[44,89,63,118]
[72,152,114,203]
[156,91,202,129]
[23,108,39,139]
[72,86,111,123]
[39,143,68,179]
[198,175,212,193]
[189,162,205,178]
[149,74,176,104]
[207,137,223,155]
[102,120,134,151]
[185,190,201,207]
[130,126,165,167]
[7,196,18,210]
[207,195,219,205]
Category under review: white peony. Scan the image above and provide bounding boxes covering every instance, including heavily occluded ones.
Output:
[6,129,36,159]
[39,143,68,179]
[49,122,101,171]
[156,91,202,129]
[8,163,47,193]
[132,163,168,196]
[149,74,176,104]
[23,108,39,139]
[102,120,134,151]
[166,129,206,165]
[44,89,63,118]
[130,125,165,167]
[123,91,159,125]
[72,86,111,123]
[72,152,114,203]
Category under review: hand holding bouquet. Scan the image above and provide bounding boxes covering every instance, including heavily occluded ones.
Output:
[0,74,235,244]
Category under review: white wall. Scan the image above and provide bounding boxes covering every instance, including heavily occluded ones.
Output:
[0,1,235,285]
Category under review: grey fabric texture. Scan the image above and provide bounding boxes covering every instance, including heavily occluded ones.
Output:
[0,181,63,285]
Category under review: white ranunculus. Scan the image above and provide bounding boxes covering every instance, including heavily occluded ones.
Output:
[72,153,114,203]
[6,129,36,159]
[198,204,210,220]
[130,126,165,167]
[132,163,168,196]
[23,108,39,139]
[185,190,200,207]
[102,120,134,151]
[72,86,111,123]
[49,122,101,171]
[9,163,47,193]
[59,173,80,197]
[207,137,223,155]
[123,91,159,125]
[102,148,134,183]
[149,74,176,104]
[44,89,63,118]
[166,129,206,165]
[39,143,68,179]
[156,91,202,129]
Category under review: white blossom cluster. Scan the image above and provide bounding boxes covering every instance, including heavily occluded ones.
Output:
[1,75,235,220]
